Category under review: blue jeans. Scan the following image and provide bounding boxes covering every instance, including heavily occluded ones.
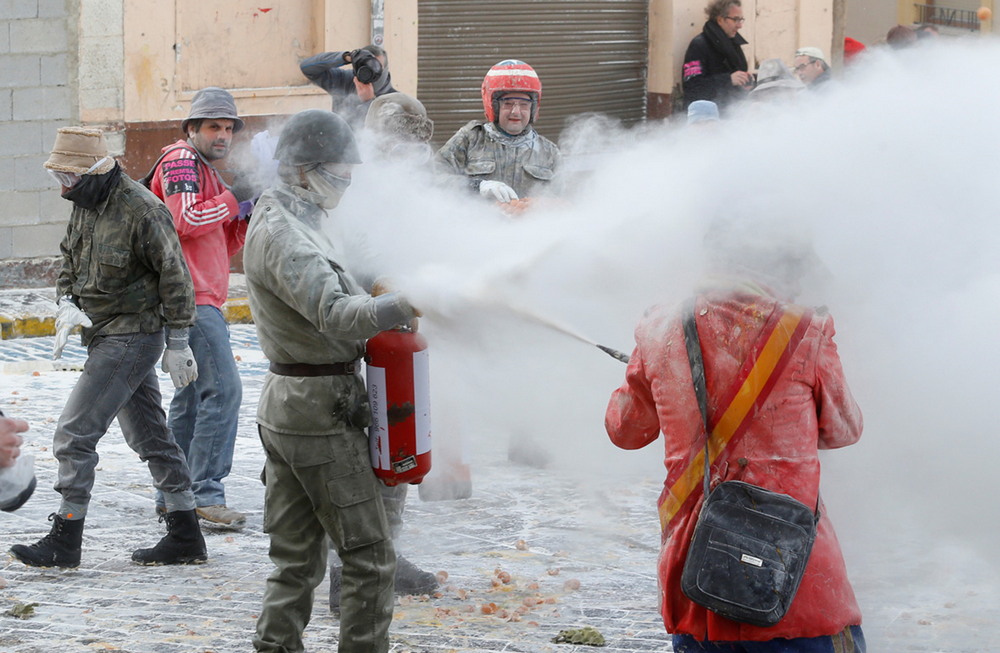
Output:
[164,305,242,507]
[53,331,195,517]
[672,625,866,653]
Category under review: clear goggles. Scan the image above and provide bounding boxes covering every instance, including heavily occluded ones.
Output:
[47,157,111,188]
[308,162,352,190]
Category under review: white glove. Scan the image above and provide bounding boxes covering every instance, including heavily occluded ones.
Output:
[161,328,198,389]
[52,296,92,360]
[479,180,519,203]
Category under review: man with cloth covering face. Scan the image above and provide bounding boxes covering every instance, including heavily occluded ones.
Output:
[10,127,206,569]
[244,109,422,653]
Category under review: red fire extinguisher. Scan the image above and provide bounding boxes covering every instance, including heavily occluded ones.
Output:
[365,328,431,486]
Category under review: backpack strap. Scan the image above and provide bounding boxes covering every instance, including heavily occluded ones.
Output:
[657,298,813,531]
[140,143,197,189]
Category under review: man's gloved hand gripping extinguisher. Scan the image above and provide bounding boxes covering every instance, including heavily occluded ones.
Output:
[365,328,431,485]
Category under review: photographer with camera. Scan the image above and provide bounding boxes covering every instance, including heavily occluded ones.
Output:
[300,45,397,128]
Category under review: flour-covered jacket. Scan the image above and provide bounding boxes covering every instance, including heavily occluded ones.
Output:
[57,171,195,344]
[243,183,389,436]
[605,283,863,642]
[436,121,561,198]
[150,140,246,310]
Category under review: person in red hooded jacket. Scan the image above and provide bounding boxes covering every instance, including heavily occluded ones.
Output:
[605,215,866,653]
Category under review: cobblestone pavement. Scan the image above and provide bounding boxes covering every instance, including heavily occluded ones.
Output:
[0,326,671,653]
[2,325,998,652]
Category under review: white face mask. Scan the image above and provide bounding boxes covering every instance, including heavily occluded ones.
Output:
[303,164,352,210]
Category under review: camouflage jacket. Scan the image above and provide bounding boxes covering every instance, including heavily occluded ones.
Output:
[435,121,561,198]
[56,173,196,344]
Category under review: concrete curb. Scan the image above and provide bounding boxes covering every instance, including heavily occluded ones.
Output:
[0,315,56,339]
[0,275,253,340]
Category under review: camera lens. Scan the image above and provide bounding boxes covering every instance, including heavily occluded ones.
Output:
[356,65,376,84]
[353,53,382,85]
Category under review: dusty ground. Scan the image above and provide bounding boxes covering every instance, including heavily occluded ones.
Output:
[1,325,996,652]
[0,326,669,653]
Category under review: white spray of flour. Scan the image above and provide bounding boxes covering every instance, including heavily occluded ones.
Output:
[323,39,1000,649]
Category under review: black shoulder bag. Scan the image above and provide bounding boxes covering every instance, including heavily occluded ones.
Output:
[679,302,819,628]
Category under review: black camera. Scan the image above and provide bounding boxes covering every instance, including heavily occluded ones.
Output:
[351,49,383,85]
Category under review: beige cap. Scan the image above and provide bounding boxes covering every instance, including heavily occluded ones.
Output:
[44,127,115,175]
[794,47,829,66]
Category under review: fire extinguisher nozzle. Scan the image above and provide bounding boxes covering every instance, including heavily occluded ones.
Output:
[597,344,630,364]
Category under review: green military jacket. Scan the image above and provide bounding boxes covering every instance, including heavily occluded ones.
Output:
[56,173,195,344]
[243,183,389,436]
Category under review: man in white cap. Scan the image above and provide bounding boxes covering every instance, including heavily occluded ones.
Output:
[146,86,250,530]
[10,127,207,569]
[793,47,832,87]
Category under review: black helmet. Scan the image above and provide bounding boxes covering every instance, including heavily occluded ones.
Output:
[274,109,361,166]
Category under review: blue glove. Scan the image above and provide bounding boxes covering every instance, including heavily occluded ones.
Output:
[237,200,255,221]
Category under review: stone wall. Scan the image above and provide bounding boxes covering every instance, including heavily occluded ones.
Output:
[0,0,77,264]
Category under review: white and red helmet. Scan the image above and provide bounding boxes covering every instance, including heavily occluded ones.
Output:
[481,60,542,124]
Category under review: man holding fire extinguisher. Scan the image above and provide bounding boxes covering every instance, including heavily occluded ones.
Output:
[243,108,422,653]
[323,91,442,615]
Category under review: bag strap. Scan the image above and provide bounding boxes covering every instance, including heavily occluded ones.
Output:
[681,298,816,506]
[681,301,715,501]
[657,297,816,530]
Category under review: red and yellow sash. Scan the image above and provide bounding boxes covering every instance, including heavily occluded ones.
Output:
[657,303,813,532]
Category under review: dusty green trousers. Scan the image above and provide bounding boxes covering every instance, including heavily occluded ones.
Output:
[253,425,395,653]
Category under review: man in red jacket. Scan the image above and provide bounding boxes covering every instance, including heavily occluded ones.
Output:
[605,216,866,652]
[149,87,252,530]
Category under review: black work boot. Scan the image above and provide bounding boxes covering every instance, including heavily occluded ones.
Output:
[395,556,439,596]
[329,564,342,614]
[131,509,207,565]
[9,513,84,568]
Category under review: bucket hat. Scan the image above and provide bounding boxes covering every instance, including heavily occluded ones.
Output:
[182,87,244,134]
